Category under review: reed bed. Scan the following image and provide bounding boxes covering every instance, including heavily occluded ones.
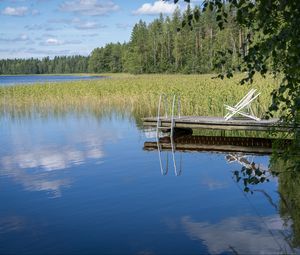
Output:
[0,73,277,119]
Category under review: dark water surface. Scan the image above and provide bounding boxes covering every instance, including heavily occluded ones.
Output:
[0,112,297,254]
[0,75,104,86]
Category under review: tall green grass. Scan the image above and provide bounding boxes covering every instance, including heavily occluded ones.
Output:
[0,73,278,119]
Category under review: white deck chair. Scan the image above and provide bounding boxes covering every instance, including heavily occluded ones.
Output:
[224,89,261,121]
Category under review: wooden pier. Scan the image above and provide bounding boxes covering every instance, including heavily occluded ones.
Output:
[142,116,294,132]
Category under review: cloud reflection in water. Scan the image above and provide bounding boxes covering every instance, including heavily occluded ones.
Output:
[181,215,292,254]
[1,146,103,172]
[0,123,119,197]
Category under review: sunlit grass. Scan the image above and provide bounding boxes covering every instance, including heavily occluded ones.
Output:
[0,73,278,119]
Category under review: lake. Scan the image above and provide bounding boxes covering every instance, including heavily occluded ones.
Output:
[0,107,298,254]
[0,75,104,86]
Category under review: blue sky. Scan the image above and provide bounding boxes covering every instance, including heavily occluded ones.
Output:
[0,0,195,59]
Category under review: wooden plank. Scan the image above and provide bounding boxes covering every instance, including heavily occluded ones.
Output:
[143,116,280,126]
[142,116,296,132]
[143,122,288,131]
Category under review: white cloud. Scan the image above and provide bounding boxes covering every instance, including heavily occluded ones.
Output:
[44,38,63,46]
[60,0,119,16]
[133,1,177,15]
[39,38,82,46]
[2,6,28,16]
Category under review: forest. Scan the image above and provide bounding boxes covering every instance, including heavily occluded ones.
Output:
[0,5,244,75]
[0,56,89,75]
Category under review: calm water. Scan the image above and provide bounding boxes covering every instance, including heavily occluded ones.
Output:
[0,75,104,86]
[0,110,297,254]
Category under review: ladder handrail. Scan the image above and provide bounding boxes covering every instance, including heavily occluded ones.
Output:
[170,95,181,137]
[156,94,181,138]
[156,93,182,176]
[178,95,181,119]
[170,136,182,176]
[157,141,169,175]
[156,93,169,138]
[171,95,176,138]
[156,137,182,176]
[156,95,162,139]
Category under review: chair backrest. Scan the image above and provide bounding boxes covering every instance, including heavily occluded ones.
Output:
[234,89,257,109]
[235,91,260,112]
[224,88,261,121]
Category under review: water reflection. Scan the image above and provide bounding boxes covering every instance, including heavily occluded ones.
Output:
[0,167,70,198]
[182,215,291,254]
[0,107,299,254]
[0,114,119,197]
[1,146,103,171]
[144,132,300,253]
[143,134,286,176]
[0,216,26,234]
[272,157,300,249]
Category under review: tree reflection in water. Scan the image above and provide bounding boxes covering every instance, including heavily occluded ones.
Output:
[271,139,300,249]
[229,153,271,193]
[231,135,300,251]
[144,132,300,252]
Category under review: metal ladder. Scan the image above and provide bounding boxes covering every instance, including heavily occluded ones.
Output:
[156,94,182,176]
[156,94,181,137]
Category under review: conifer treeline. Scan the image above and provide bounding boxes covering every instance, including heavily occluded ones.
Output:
[89,5,243,74]
[0,56,89,75]
[1,6,244,75]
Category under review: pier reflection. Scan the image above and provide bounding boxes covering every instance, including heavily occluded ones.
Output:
[143,133,291,176]
[144,132,300,252]
[145,134,291,155]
